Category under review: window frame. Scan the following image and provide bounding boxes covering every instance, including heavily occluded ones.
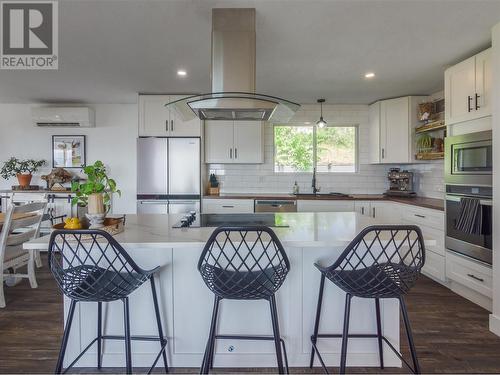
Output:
[273,123,359,174]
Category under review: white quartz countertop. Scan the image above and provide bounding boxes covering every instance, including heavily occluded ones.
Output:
[23,212,435,250]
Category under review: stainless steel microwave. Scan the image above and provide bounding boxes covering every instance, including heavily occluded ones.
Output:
[444,130,492,186]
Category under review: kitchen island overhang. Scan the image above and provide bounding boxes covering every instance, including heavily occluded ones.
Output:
[24,213,433,369]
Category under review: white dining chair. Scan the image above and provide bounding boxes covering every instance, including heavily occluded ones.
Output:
[0,201,47,308]
[10,193,49,268]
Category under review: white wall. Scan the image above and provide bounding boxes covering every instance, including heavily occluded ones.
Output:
[207,103,445,198]
[0,103,138,214]
[489,22,500,336]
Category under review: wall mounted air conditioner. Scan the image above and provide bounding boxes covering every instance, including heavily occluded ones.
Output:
[32,107,95,127]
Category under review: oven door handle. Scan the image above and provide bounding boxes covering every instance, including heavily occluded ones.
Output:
[446,194,492,206]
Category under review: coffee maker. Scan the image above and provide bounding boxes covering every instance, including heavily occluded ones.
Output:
[385,168,416,197]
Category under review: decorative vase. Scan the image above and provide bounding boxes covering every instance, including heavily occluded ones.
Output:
[16,173,32,188]
[85,213,105,229]
[87,193,105,215]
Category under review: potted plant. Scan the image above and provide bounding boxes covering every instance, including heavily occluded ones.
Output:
[71,161,120,226]
[208,173,220,195]
[0,157,46,188]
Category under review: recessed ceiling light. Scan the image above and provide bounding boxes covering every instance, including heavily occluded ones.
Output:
[177,70,187,77]
[304,121,311,125]
[365,72,375,78]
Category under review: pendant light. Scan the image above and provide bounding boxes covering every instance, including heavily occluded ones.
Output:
[316,99,327,128]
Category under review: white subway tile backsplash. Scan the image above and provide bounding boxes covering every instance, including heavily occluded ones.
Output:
[206,104,444,199]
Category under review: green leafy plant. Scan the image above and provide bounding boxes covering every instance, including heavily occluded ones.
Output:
[0,157,46,179]
[417,134,433,153]
[71,160,121,208]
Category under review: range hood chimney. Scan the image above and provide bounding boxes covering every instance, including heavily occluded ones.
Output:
[166,8,299,122]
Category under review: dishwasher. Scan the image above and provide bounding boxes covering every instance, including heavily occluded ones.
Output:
[254,200,297,213]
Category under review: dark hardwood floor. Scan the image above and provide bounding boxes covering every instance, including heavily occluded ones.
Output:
[1,255,500,374]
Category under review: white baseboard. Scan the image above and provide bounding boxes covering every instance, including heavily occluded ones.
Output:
[448,281,492,311]
[489,314,500,336]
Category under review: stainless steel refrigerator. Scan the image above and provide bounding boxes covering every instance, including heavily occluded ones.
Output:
[137,137,201,214]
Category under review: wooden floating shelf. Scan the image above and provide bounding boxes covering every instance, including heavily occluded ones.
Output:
[415,152,444,160]
[415,120,446,134]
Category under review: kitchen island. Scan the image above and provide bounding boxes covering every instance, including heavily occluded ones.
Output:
[23,212,428,369]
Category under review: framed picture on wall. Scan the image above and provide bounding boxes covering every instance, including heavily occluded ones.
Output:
[52,135,86,168]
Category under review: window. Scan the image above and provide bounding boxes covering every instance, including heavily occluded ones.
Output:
[274,125,357,173]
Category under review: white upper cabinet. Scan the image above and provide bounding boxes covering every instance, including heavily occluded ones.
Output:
[233,121,264,163]
[139,94,201,137]
[369,96,424,164]
[445,48,491,126]
[204,120,235,163]
[205,120,264,164]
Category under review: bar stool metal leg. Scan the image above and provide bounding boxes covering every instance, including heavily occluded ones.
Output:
[200,296,220,374]
[309,274,326,368]
[399,297,420,374]
[375,298,384,369]
[339,293,352,375]
[150,277,169,373]
[55,300,77,374]
[123,297,132,375]
[269,295,285,374]
[97,302,102,369]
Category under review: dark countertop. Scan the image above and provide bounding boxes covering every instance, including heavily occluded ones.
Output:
[203,193,444,211]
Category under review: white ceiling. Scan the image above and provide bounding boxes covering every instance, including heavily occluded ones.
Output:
[0,0,499,104]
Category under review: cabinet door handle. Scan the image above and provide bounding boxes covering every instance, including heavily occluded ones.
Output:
[381,148,385,159]
[475,93,481,110]
[414,214,426,218]
[467,273,484,282]
[235,148,238,159]
[171,120,174,132]
[361,207,365,215]
[467,95,473,112]
[222,205,234,208]
[229,148,233,159]
[372,207,375,218]
[165,120,168,132]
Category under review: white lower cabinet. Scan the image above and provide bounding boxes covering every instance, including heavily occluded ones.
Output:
[297,200,354,212]
[370,201,400,223]
[354,201,371,216]
[202,199,254,214]
[446,250,492,299]
[399,203,446,283]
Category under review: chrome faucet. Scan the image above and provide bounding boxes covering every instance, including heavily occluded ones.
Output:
[312,168,320,194]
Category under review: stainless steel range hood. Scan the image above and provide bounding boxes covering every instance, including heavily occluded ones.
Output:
[166,8,299,122]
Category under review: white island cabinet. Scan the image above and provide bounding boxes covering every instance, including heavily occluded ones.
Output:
[21,212,424,370]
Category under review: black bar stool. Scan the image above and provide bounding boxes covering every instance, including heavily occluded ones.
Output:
[198,225,290,374]
[309,225,425,374]
[48,229,169,374]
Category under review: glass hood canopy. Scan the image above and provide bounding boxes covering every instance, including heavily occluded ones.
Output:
[165,92,300,122]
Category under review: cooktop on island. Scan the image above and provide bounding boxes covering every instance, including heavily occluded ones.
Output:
[172,213,290,228]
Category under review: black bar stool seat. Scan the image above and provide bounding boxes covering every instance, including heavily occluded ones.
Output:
[310,225,425,375]
[198,225,290,374]
[48,229,169,374]
[53,264,152,301]
[200,263,288,299]
[321,261,419,299]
